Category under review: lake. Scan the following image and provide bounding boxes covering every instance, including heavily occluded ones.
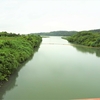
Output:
[0,36,100,100]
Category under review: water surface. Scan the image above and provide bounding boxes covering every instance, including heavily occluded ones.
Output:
[0,36,100,100]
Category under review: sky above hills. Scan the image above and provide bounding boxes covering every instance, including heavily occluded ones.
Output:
[0,0,100,34]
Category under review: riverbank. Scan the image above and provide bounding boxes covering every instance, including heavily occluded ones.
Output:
[62,37,100,49]
[62,31,100,48]
[0,32,42,86]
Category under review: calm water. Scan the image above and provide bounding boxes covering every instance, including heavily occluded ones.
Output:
[0,36,100,100]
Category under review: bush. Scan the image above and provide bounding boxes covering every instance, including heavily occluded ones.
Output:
[0,33,42,81]
[66,31,100,47]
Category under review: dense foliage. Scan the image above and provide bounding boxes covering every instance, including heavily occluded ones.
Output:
[0,32,42,81]
[0,31,20,37]
[31,31,77,36]
[66,31,100,47]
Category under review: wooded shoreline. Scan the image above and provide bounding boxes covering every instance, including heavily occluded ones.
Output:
[0,32,42,86]
[62,31,100,47]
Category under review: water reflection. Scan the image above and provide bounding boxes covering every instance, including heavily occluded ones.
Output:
[0,47,40,100]
[72,45,100,57]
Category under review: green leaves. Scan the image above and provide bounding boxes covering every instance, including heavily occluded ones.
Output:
[0,33,42,81]
[67,31,100,47]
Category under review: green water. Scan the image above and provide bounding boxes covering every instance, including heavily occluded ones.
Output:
[0,36,100,100]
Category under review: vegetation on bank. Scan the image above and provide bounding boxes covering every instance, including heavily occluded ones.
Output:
[65,31,100,47]
[0,32,42,82]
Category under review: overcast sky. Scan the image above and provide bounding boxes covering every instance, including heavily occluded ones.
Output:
[0,0,100,34]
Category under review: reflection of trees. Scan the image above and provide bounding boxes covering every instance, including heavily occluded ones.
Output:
[72,45,100,57]
[0,47,39,100]
[0,69,18,100]
[96,50,100,57]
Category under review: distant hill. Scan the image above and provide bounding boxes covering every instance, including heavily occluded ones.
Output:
[31,31,77,36]
[31,29,100,36]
